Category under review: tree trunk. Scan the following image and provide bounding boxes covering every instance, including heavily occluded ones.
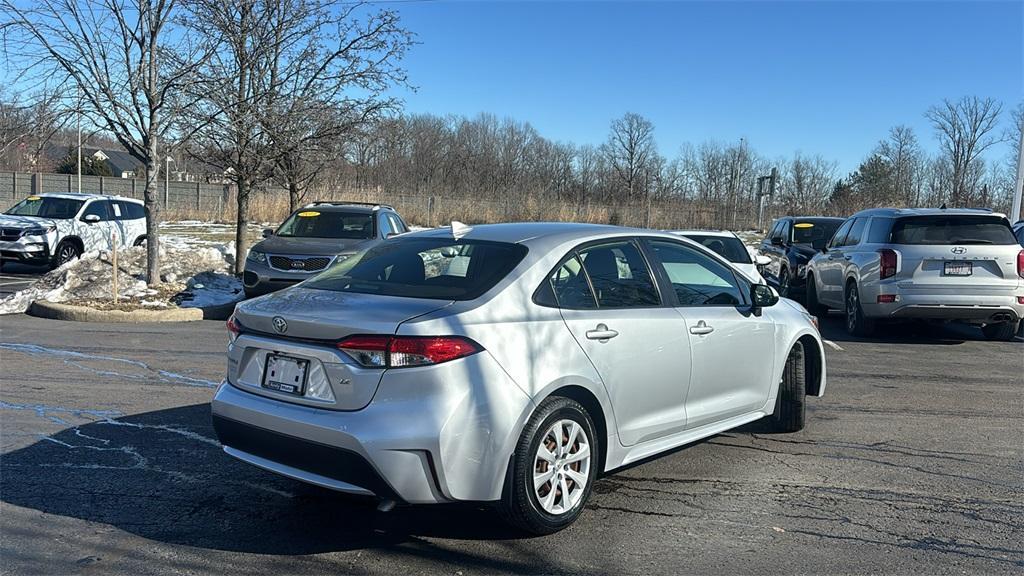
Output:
[288,178,300,213]
[235,178,251,275]
[143,154,161,285]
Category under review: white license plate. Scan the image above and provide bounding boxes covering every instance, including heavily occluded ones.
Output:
[262,354,308,396]
[943,261,972,276]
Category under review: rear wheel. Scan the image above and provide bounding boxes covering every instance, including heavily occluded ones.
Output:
[778,268,791,298]
[499,396,597,535]
[981,321,1018,342]
[845,282,875,337]
[133,236,147,247]
[770,341,806,432]
[804,274,827,316]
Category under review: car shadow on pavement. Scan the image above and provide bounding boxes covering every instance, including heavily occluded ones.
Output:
[0,403,554,560]
[814,313,997,345]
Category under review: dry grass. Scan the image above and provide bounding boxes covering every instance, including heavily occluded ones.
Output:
[160,187,753,231]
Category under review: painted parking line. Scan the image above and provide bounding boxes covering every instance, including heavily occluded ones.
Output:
[823,339,844,351]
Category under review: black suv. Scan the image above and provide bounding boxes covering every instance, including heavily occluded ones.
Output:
[242,201,410,297]
[758,216,845,298]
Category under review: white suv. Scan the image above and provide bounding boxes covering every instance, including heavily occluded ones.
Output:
[1,193,147,269]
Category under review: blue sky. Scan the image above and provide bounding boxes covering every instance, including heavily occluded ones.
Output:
[389,0,1023,174]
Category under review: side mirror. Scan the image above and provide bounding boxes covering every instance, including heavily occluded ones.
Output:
[755,254,771,266]
[83,214,100,223]
[262,228,274,238]
[751,283,779,308]
[770,237,784,247]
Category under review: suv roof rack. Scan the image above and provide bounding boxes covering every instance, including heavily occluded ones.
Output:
[304,200,394,210]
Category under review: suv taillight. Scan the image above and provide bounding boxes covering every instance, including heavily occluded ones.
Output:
[337,335,481,368]
[879,249,898,280]
[1018,249,1024,279]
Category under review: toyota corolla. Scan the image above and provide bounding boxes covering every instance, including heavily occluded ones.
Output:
[212,222,826,534]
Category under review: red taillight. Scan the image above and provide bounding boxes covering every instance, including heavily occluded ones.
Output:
[337,335,480,368]
[877,294,896,303]
[879,249,898,280]
[1017,249,1024,279]
[226,315,242,336]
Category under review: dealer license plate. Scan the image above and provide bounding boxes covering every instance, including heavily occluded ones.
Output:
[262,354,308,396]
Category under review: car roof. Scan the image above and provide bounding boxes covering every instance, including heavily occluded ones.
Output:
[671,229,739,239]
[849,207,1006,219]
[298,201,394,214]
[30,192,141,203]
[775,216,845,223]
[409,221,685,247]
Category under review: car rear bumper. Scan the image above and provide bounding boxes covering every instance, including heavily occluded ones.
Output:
[211,351,534,504]
[861,286,1024,323]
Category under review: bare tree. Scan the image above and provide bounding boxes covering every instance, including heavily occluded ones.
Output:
[602,112,658,202]
[2,0,206,284]
[926,96,1004,206]
[876,125,924,205]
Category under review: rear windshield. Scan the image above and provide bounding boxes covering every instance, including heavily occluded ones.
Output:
[890,216,1016,245]
[5,196,84,219]
[683,234,752,264]
[791,220,842,249]
[302,238,528,300]
[276,210,373,239]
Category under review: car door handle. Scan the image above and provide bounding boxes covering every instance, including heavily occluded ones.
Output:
[689,320,714,335]
[585,324,618,341]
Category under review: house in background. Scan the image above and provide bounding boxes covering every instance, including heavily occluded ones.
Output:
[46,146,145,179]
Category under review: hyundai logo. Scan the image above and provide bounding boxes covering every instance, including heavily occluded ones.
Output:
[950,246,967,255]
[272,316,288,334]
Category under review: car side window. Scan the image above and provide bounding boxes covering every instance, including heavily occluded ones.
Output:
[828,219,854,249]
[538,254,597,309]
[768,221,783,242]
[779,221,792,245]
[1016,226,1024,245]
[843,218,867,247]
[378,214,394,238]
[577,241,660,308]
[125,202,146,220]
[387,213,406,234]
[81,200,111,221]
[648,240,745,306]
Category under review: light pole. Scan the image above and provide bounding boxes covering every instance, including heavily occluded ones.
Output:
[76,85,82,194]
[164,155,174,208]
[1012,129,1023,223]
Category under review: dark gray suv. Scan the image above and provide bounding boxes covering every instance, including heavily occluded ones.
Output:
[242,202,409,297]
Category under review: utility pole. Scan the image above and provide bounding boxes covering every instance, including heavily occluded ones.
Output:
[756,167,778,231]
[76,84,82,194]
[1012,128,1023,223]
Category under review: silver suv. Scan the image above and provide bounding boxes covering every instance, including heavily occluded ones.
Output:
[805,208,1024,340]
[243,201,409,297]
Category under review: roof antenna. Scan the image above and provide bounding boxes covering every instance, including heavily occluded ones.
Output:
[451,220,472,240]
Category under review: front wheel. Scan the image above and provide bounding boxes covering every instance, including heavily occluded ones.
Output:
[51,240,81,269]
[499,396,598,535]
[778,268,791,298]
[770,341,806,432]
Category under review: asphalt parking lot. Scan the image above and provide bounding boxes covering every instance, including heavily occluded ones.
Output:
[0,262,47,299]
[0,312,1021,575]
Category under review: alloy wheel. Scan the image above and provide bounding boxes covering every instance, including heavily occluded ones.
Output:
[58,244,78,265]
[846,286,858,332]
[533,419,591,516]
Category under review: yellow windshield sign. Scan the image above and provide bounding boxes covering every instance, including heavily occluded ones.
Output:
[297,211,320,217]
[794,222,814,229]
[26,196,41,201]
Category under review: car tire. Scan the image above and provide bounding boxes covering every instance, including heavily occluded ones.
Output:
[804,274,827,316]
[981,321,1018,342]
[844,282,875,337]
[498,396,598,535]
[133,236,146,247]
[770,341,806,433]
[778,268,791,298]
[51,240,81,269]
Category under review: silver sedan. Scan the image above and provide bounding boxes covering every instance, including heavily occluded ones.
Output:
[212,222,826,534]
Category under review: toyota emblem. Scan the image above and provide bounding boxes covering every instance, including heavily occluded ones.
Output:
[950,246,967,255]
[272,316,288,334]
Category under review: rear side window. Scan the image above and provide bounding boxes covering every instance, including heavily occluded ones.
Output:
[303,238,527,301]
[842,218,867,247]
[577,241,660,308]
[538,255,597,309]
[866,217,893,243]
[890,216,1016,245]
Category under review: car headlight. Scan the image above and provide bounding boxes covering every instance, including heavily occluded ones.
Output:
[246,250,266,263]
[24,225,56,236]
